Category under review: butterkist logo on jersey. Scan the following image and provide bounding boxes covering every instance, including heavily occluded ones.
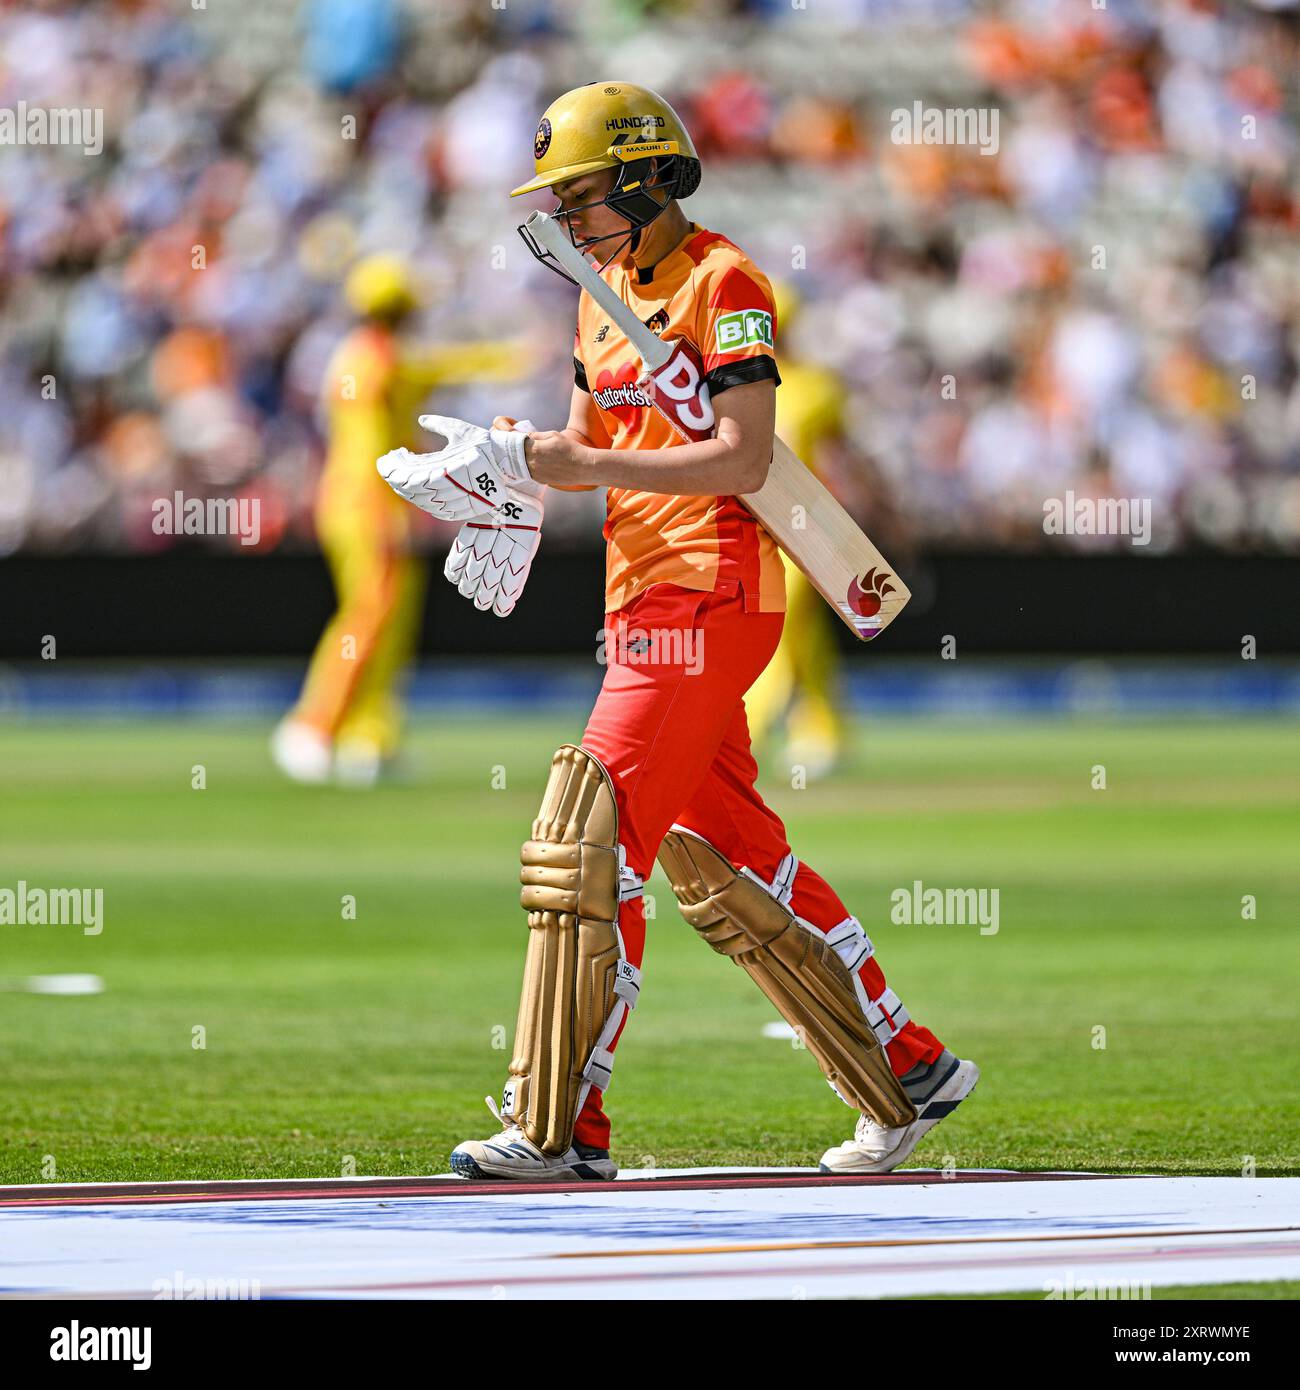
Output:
[592,367,651,413]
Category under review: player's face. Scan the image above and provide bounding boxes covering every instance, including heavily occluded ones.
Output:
[551,169,628,247]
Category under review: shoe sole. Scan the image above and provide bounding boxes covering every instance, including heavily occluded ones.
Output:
[449,1151,488,1180]
[449,1149,616,1182]
[818,1059,981,1174]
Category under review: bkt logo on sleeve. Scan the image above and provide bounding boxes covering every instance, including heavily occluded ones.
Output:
[715,309,773,354]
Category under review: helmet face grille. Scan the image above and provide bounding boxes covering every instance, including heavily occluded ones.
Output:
[517,220,581,288]
[607,152,698,226]
[517,149,698,285]
[606,157,664,227]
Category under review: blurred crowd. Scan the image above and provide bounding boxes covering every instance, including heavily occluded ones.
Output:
[0,0,1296,556]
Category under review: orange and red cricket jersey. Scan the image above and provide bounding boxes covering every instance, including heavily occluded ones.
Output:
[573,224,787,616]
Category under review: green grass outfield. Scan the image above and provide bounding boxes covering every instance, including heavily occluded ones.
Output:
[0,716,1296,1188]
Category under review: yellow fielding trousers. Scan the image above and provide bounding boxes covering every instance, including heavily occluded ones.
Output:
[292,507,427,756]
[744,555,846,756]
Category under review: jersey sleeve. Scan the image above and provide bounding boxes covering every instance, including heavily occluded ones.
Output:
[695,260,781,397]
[573,291,590,393]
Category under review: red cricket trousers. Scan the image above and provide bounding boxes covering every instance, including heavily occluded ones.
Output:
[572,579,944,1149]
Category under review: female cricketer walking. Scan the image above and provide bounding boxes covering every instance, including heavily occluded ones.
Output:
[379,82,978,1180]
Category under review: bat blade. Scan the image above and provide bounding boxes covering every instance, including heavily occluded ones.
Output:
[745,440,911,641]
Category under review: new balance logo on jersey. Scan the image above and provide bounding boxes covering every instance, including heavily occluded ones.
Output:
[715,309,773,353]
[595,324,610,342]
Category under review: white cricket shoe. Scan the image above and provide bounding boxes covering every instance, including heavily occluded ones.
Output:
[819,1050,980,1174]
[270,719,332,784]
[333,738,384,789]
[450,1097,617,1182]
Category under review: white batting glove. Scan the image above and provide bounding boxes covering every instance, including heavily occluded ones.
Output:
[444,493,545,617]
[377,414,534,522]
[442,421,544,617]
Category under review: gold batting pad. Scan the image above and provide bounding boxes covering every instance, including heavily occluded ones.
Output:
[509,745,627,1155]
[657,828,917,1128]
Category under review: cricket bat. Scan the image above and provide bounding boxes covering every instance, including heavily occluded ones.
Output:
[524,211,910,640]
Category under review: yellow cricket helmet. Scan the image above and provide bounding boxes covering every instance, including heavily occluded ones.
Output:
[512,83,702,276]
[511,81,700,200]
[344,254,421,320]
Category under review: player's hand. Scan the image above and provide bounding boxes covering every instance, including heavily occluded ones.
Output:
[443,484,545,618]
[522,430,590,486]
[376,415,534,522]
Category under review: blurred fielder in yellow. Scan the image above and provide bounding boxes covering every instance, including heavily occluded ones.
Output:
[272,255,528,786]
[743,280,850,780]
